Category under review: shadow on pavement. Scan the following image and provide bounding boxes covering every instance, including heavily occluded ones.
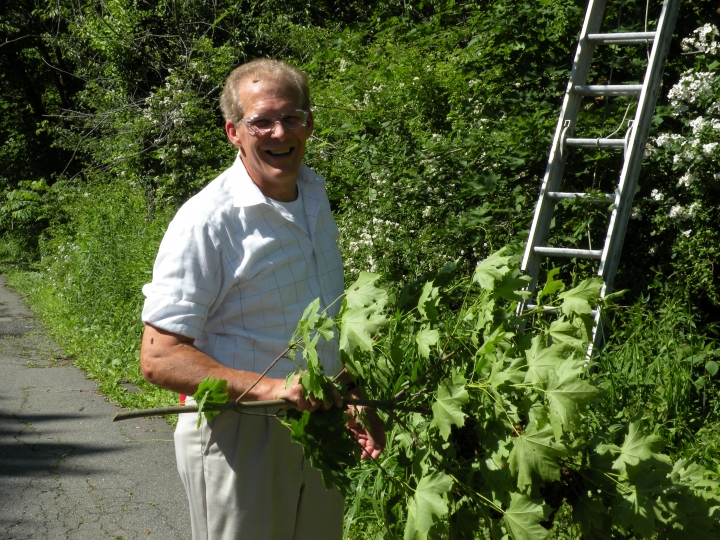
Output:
[0,412,128,477]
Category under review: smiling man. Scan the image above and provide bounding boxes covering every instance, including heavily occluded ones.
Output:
[139,59,384,540]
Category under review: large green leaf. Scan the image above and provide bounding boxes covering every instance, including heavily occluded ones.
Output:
[571,493,609,539]
[416,324,439,359]
[473,248,512,290]
[610,469,671,538]
[431,372,469,440]
[417,281,440,321]
[557,278,602,316]
[478,324,515,356]
[665,506,720,540]
[194,376,229,428]
[546,359,598,439]
[493,272,532,302]
[596,422,670,476]
[339,272,389,355]
[503,493,550,540]
[524,336,566,384]
[345,272,388,310]
[548,317,585,351]
[508,421,566,490]
[339,304,387,354]
[536,267,565,305]
[404,473,453,540]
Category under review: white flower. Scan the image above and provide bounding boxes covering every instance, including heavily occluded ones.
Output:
[690,116,706,134]
[682,229,692,237]
[667,71,716,114]
[669,205,684,218]
[681,24,720,55]
[669,202,699,219]
[703,142,718,155]
[655,133,683,148]
[678,173,695,187]
[650,189,664,201]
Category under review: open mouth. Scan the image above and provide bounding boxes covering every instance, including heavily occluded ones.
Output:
[266,148,294,157]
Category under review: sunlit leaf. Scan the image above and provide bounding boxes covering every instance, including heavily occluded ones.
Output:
[431,372,468,440]
[404,473,453,540]
[473,248,512,290]
[508,421,566,490]
[416,324,439,358]
[558,278,602,316]
[503,493,550,540]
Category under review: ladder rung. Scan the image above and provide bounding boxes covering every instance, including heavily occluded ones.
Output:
[524,304,598,316]
[523,304,560,313]
[533,247,602,260]
[586,31,656,45]
[573,84,643,96]
[566,138,625,149]
[546,192,613,204]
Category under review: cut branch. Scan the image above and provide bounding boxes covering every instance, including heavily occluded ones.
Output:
[112,398,430,422]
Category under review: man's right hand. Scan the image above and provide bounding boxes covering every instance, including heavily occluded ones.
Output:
[272,374,343,412]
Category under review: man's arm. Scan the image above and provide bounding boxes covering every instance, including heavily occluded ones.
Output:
[140,324,341,412]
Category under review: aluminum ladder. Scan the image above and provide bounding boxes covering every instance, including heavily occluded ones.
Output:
[520,0,681,352]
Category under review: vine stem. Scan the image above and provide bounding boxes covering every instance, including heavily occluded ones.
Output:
[112,398,430,422]
[235,338,301,403]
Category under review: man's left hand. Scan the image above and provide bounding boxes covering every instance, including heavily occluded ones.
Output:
[346,406,386,461]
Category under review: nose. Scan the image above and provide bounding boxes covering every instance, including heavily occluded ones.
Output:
[269,120,287,138]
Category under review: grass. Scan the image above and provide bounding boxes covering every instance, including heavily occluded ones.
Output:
[595,291,720,473]
[2,181,178,413]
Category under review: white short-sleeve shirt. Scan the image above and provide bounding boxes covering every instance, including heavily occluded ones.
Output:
[141,157,345,379]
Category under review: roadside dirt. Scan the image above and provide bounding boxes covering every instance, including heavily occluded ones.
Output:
[0,276,191,539]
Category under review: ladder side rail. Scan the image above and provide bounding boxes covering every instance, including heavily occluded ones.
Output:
[591,0,682,351]
[521,0,609,297]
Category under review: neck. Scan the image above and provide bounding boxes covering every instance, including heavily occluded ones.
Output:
[240,155,299,202]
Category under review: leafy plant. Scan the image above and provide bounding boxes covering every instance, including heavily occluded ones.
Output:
[284,249,720,539]
[194,376,229,427]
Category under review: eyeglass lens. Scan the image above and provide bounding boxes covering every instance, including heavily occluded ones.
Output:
[248,111,307,134]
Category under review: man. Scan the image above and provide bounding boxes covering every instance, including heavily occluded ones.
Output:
[140,58,384,540]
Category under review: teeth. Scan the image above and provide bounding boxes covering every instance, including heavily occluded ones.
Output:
[268,149,291,155]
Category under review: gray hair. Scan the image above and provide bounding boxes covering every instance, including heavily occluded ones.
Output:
[220,59,310,124]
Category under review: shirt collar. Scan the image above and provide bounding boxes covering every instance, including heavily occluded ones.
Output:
[229,153,325,208]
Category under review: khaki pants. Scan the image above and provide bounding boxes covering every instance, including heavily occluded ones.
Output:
[175,405,344,540]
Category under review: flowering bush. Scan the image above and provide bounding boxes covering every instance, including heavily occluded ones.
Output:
[642,23,720,306]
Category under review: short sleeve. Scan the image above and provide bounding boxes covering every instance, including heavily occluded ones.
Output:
[141,214,224,340]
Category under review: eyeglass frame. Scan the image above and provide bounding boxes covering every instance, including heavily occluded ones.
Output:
[239,109,310,136]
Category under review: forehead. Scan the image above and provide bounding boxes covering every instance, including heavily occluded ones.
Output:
[237,77,302,115]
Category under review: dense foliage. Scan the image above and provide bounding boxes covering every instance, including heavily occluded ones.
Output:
[282,255,720,539]
[3,0,720,537]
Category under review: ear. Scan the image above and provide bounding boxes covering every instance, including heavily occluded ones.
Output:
[226,120,242,149]
[306,110,314,138]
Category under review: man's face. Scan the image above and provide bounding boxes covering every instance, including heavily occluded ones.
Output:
[226,78,313,201]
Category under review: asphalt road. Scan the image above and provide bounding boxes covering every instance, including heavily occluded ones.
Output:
[0,276,191,539]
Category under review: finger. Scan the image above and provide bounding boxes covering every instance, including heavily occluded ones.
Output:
[331,386,343,408]
[307,395,322,412]
[294,393,311,412]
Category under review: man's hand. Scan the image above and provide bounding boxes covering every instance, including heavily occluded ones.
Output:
[273,374,343,413]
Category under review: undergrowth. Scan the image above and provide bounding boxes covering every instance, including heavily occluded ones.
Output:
[4,181,177,412]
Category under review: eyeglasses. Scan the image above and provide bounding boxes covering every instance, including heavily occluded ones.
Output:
[240,109,309,136]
